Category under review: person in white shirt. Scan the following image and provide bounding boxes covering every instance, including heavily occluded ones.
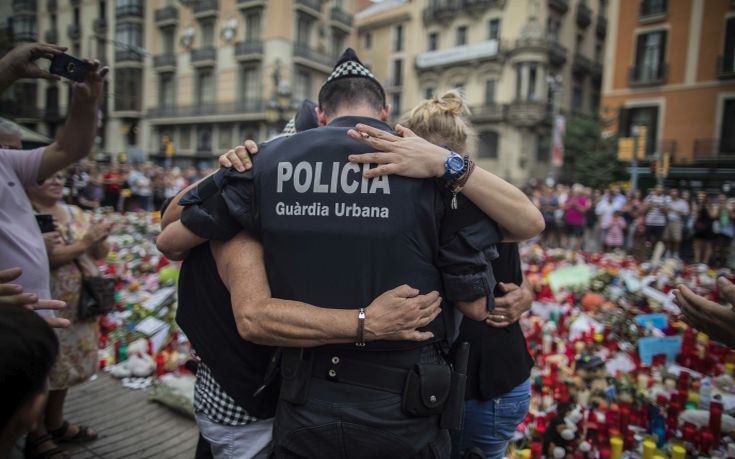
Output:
[596,191,621,248]
[644,185,670,248]
[663,188,690,259]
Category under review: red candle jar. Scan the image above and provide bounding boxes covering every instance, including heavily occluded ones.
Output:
[530,441,543,459]
[700,430,714,453]
[709,400,723,444]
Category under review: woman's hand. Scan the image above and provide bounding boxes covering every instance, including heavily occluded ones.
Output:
[346,124,447,179]
[674,278,735,349]
[42,231,64,254]
[82,221,112,248]
[218,140,259,172]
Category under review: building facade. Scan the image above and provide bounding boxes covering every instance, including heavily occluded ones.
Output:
[601,0,735,188]
[1,0,359,165]
[355,0,608,184]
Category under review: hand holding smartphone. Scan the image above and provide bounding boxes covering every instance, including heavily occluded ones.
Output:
[49,53,91,82]
[35,214,56,234]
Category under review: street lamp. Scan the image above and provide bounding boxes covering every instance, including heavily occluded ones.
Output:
[265,60,297,137]
[546,73,563,183]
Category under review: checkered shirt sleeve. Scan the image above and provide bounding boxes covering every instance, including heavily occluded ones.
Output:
[193,361,257,426]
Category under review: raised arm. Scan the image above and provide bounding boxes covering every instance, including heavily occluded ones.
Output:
[213,233,442,347]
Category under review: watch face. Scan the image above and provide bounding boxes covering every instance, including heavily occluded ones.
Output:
[448,155,464,172]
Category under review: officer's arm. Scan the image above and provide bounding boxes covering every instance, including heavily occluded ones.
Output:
[214,233,441,347]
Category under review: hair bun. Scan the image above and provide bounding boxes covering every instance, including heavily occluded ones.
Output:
[437,90,470,116]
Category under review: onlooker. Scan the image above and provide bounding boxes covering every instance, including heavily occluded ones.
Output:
[713,194,734,266]
[102,164,123,210]
[26,170,113,456]
[537,185,560,248]
[643,185,669,249]
[663,188,690,259]
[595,191,620,249]
[692,193,717,265]
[623,189,643,253]
[0,306,59,459]
[604,210,627,252]
[563,184,590,251]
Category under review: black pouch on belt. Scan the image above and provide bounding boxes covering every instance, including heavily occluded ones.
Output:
[440,342,470,431]
[279,347,313,405]
[401,363,452,417]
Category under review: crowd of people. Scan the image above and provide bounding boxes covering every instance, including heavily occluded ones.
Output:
[1,41,735,459]
[531,183,735,267]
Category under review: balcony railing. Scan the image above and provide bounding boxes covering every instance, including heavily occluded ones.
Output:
[93,18,107,34]
[628,63,668,86]
[416,40,500,70]
[153,53,177,69]
[572,52,593,75]
[147,100,266,118]
[693,138,735,160]
[717,54,735,79]
[235,40,263,59]
[576,2,591,27]
[330,7,352,28]
[295,0,322,15]
[191,47,217,65]
[470,103,507,122]
[422,1,459,25]
[116,3,143,19]
[155,6,178,24]
[548,0,569,14]
[115,49,144,63]
[507,101,550,127]
[640,0,667,19]
[293,44,333,69]
[44,29,58,43]
[12,0,37,14]
[237,0,266,9]
[193,0,218,17]
[12,30,37,42]
[547,39,568,66]
[67,23,81,40]
[596,15,607,37]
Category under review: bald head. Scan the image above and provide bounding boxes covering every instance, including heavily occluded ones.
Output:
[0,118,22,149]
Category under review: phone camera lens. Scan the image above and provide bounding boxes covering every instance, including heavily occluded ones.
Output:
[66,63,76,73]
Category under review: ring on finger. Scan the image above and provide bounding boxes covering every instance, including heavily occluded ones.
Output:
[360,132,370,140]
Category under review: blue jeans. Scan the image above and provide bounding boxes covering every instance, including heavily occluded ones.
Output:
[451,379,531,459]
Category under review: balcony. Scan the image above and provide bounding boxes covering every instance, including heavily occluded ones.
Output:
[116,2,143,20]
[93,17,107,34]
[147,100,266,118]
[470,103,507,122]
[548,0,569,15]
[507,101,550,127]
[12,0,37,14]
[422,1,459,25]
[191,47,217,67]
[576,2,591,28]
[44,29,58,43]
[115,49,144,63]
[547,39,568,66]
[295,0,322,17]
[416,40,501,71]
[717,54,735,79]
[13,30,37,43]
[693,138,735,161]
[572,52,593,75]
[330,7,353,30]
[153,53,177,71]
[293,44,333,72]
[237,0,266,10]
[193,0,218,19]
[46,0,56,11]
[155,6,178,26]
[591,61,603,81]
[596,15,607,37]
[235,40,263,61]
[640,0,666,22]
[628,63,667,86]
[67,23,81,40]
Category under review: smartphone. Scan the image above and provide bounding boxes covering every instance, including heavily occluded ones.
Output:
[35,214,56,233]
[49,53,91,82]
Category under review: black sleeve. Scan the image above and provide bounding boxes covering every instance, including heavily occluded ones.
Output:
[490,243,522,288]
[179,168,258,240]
[437,193,503,309]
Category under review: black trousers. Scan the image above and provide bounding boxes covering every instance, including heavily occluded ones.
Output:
[273,377,450,459]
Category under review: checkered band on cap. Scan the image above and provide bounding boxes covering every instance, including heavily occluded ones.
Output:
[326,60,376,84]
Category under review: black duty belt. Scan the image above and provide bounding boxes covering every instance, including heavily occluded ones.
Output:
[311,354,409,394]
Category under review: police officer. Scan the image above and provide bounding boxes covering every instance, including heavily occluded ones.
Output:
[178,49,501,458]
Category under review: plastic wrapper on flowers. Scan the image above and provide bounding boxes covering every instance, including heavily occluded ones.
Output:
[512,244,735,459]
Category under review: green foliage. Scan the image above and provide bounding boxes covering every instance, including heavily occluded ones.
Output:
[560,115,626,188]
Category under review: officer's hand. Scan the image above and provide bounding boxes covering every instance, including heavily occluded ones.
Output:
[364,285,442,342]
[485,282,532,328]
[347,124,447,179]
[218,140,259,172]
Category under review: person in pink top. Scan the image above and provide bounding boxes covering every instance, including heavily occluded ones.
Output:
[605,210,627,252]
[563,184,590,250]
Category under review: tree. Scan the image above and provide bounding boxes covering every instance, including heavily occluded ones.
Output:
[560,115,625,188]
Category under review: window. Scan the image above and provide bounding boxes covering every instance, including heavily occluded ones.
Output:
[201,20,215,47]
[245,11,261,41]
[488,19,501,41]
[514,63,522,100]
[594,41,603,64]
[634,30,667,81]
[528,64,538,101]
[428,32,439,51]
[455,84,465,96]
[218,125,233,150]
[622,106,659,155]
[394,24,404,51]
[179,126,191,150]
[547,18,561,42]
[576,32,584,53]
[477,131,499,159]
[485,79,495,104]
[45,85,59,112]
[197,126,212,152]
[73,7,80,25]
[332,31,346,59]
[392,59,403,86]
[721,99,735,153]
[572,81,583,112]
[640,0,667,17]
[295,70,312,101]
[364,32,372,49]
[456,26,468,46]
[114,68,142,111]
[116,23,142,49]
[162,28,175,54]
[591,90,600,115]
[391,93,401,117]
[196,69,215,106]
[239,65,260,107]
[425,87,434,99]
[722,17,735,74]
[296,15,312,47]
[537,134,549,161]
[99,0,106,18]
[97,38,106,58]
[12,16,37,40]
[159,73,175,107]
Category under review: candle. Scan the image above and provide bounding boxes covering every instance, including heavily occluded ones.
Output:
[610,436,623,459]
[530,441,542,459]
[671,445,686,459]
[700,430,713,454]
[709,399,723,444]
[642,440,656,459]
